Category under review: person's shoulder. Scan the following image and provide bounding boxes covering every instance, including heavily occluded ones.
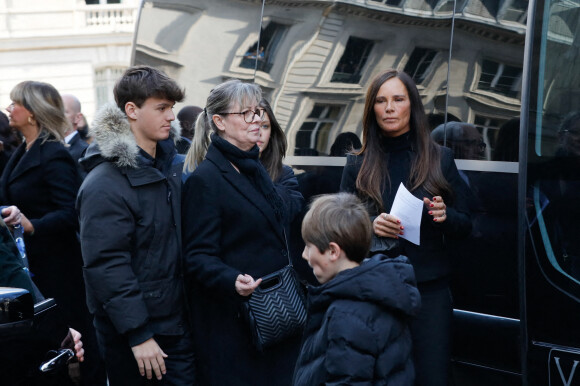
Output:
[436,144,454,161]
[40,138,69,157]
[81,161,124,190]
[38,140,77,168]
[184,158,220,189]
[278,164,297,180]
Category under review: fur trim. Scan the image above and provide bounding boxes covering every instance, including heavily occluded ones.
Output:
[90,103,139,168]
[170,119,182,144]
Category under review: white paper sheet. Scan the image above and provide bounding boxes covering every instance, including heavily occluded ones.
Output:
[389,183,423,245]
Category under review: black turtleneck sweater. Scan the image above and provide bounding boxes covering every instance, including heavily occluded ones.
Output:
[340,132,472,283]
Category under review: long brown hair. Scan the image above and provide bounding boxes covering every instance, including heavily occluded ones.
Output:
[259,98,287,181]
[355,69,452,212]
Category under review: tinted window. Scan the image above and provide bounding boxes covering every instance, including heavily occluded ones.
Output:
[528,0,580,291]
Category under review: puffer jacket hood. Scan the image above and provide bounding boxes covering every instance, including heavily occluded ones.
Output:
[308,254,421,318]
[80,102,182,172]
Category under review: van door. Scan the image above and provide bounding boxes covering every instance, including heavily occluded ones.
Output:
[522,0,580,385]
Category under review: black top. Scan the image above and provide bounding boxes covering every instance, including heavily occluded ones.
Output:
[340,133,472,282]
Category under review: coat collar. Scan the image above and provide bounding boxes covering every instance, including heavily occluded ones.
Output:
[4,140,41,184]
[205,144,285,244]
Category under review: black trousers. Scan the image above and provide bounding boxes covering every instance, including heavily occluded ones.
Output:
[96,329,196,386]
[411,281,453,386]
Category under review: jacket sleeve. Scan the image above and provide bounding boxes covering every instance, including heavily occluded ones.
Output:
[324,307,388,385]
[275,165,304,224]
[182,170,241,298]
[77,177,153,347]
[435,148,472,238]
[30,150,80,236]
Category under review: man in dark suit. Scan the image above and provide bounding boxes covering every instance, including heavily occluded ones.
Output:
[62,94,89,179]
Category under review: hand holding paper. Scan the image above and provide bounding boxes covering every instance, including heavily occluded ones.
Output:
[390,183,423,245]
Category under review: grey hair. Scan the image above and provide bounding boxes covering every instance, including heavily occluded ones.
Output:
[184,79,262,173]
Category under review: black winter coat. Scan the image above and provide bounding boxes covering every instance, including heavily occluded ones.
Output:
[0,136,85,324]
[340,134,472,283]
[275,164,304,227]
[77,104,187,347]
[182,143,301,386]
[66,132,89,179]
[293,255,421,386]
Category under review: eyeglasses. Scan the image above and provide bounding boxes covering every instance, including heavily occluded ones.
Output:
[218,108,265,123]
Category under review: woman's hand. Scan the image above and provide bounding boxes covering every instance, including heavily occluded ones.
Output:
[69,328,85,362]
[235,274,262,296]
[20,213,35,234]
[373,212,404,238]
[1,205,22,226]
[424,196,447,223]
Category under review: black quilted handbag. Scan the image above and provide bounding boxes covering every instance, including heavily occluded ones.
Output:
[240,231,307,352]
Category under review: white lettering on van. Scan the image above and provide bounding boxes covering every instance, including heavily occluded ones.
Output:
[555,357,579,386]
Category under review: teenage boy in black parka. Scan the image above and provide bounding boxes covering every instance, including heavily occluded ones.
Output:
[76,66,195,385]
[293,193,421,386]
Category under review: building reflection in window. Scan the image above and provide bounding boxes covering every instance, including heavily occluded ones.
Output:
[404,47,438,84]
[295,104,343,155]
[431,122,486,161]
[478,59,522,98]
[331,37,374,84]
[500,0,528,23]
[239,21,287,73]
[368,0,403,6]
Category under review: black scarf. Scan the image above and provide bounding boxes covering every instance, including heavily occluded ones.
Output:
[211,133,285,222]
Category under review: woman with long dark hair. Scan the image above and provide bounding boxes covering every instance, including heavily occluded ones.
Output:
[258,98,303,224]
[341,69,471,386]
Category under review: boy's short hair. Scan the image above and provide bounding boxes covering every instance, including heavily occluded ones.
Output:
[114,65,185,112]
[302,193,372,263]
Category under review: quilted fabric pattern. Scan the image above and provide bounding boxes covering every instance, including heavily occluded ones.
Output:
[242,265,307,351]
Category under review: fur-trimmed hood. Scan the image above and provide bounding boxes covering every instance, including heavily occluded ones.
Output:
[80,102,182,171]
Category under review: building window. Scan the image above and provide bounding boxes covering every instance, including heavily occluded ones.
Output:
[477,59,522,98]
[435,0,467,13]
[95,67,126,109]
[85,0,121,4]
[368,0,403,6]
[464,0,499,19]
[331,37,374,84]
[404,47,438,84]
[474,115,510,159]
[239,22,288,74]
[500,0,528,23]
[295,104,343,155]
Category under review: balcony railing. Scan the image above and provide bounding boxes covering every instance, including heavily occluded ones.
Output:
[85,5,136,29]
[0,3,138,38]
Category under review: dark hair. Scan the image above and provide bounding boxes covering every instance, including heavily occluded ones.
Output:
[330,132,361,157]
[302,193,372,263]
[114,65,184,112]
[259,98,287,181]
[494,118,520,161]
[177,105,203,140]
[356,69,452,211]
[0,111,21,153]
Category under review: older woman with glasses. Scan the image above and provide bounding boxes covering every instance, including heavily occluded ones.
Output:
[182,79,302,385]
